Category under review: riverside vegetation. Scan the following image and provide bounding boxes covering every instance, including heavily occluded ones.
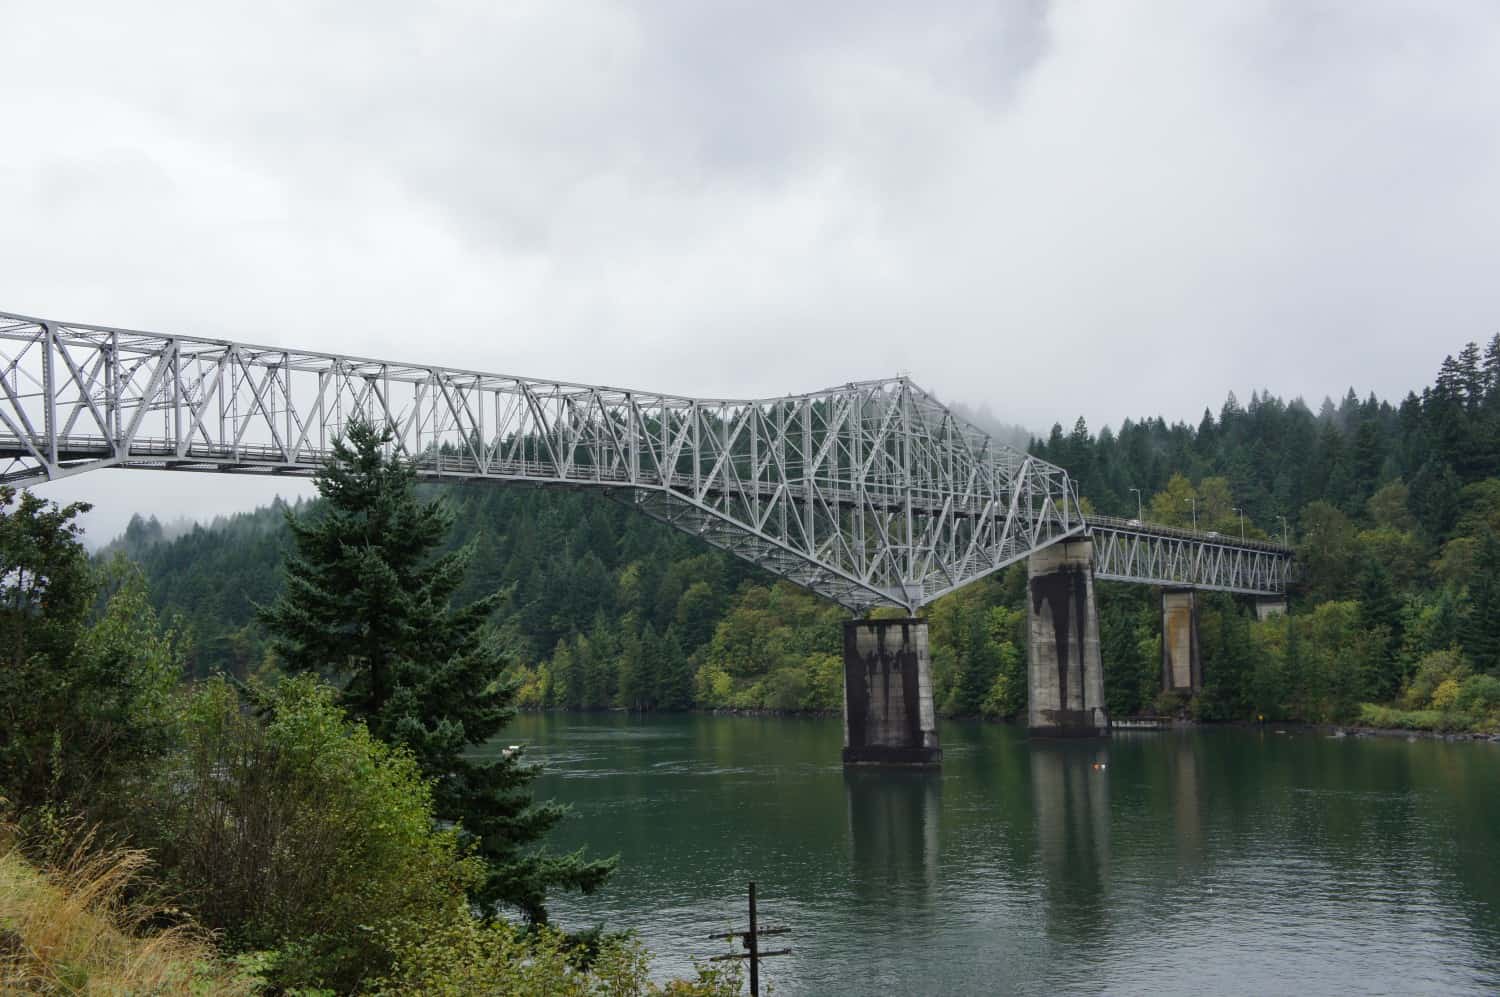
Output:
[0,436,742,993]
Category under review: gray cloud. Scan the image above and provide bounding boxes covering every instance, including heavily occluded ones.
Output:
[4,1,1499,543]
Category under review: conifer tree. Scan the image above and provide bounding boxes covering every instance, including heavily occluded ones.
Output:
[1462,531,1500,676]
[1483,333,1500,405]
[656,627,694,710]
[1457,342,1486,410]
[259,420,613,920]
[1356,559,1402,698]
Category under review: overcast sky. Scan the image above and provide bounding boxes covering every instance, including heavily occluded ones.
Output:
[5,1,1500,543]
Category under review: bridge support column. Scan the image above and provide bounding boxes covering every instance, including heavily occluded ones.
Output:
[1028,539,1109,737]
[842,618,941,766]
[1161,588,1201,693]
[1254,597,1287,621]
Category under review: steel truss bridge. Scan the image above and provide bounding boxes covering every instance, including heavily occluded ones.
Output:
[0,310,1291,611]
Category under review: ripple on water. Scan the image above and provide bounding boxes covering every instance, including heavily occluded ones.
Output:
[505,714,1500,996]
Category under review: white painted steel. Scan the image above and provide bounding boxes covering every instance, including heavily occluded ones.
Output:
[1088,515,1292,595]
[0,310,1110,612]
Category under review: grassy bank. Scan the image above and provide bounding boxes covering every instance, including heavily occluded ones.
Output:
[0,832,253,994]
[1358,702,1500,735]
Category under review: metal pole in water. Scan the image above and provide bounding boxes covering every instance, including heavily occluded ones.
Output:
[748,881,759,997]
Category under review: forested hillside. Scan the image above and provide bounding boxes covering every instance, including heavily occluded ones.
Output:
[112,335,1500,731]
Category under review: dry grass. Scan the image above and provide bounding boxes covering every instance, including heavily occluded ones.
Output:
[0,822,256,995]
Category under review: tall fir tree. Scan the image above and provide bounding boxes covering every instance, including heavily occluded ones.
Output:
[1462,530,1500,676]
[1483,333,1500,406]
[259,420,613,920]
[1355,559,1402,699]
[1457,342,1486,410]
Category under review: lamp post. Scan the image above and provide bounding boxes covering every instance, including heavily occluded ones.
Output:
[1185,497,1197,531]
[1130,488,1143,520]
[1278,515,1290,546]
[1234,507,1246,540]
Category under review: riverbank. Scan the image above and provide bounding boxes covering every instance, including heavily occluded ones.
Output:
[519,704,1500,745]
[1280,721,1500,744]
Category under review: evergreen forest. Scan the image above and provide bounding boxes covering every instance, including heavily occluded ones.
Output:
[110,334,1500,734]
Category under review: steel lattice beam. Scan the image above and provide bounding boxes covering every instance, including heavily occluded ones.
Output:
[0,309,1107,612]
[1088,516,1292,595]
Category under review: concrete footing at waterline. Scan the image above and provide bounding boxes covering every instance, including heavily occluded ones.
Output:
[1161,588,1202,693]
[1027,539,1110,737]
[842,618,942,766]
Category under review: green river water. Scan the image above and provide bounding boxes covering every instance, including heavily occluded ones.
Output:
[480,714,1500,995]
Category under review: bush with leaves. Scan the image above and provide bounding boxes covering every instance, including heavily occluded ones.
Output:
[370,915,745,997]
[1455,673,1500,716]
[1402,649,1470,709]
[138,675,480,993]
[0,486,179,819]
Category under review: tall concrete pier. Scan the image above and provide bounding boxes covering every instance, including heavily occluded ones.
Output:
[1161,588,1202,693]
[1027,539,1110,736]
[842,618,942,765]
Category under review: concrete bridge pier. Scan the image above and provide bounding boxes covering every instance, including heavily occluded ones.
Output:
[1255,597,1288,620]
[1161,588,1202,693]
[1027,539,1110,737]
[842,618,942,765]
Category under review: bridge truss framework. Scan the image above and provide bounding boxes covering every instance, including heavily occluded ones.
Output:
[0,310,1291,610]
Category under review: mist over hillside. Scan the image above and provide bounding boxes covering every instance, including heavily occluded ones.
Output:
[944,400,1036,452]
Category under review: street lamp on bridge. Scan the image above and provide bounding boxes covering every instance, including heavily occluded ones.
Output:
[1130,487,1143,520]
[1185,496,1197,531]
[1233,507,1246,540]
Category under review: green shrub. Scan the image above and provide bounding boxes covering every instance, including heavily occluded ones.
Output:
[764,668,809,711]
[370,916,744,996]
[980,642,1026,719]
[1154,689,1188,717]
[1357,702,1493,732]
[139,676,479,993]
[801,652,844,712]
[1456,673,1500,714]
[1358,703,1443,730]
[0,482,180,818]
[1402,648,1470,709]
[1432,677,1462,710]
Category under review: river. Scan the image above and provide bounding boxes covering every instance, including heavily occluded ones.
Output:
[477,714,1500,995]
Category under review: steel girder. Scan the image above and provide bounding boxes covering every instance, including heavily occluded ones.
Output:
[1088,516,1292,595]
[0,310,1092,613]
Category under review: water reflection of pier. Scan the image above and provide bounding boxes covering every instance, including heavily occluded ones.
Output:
[1028,732,1209,934]
[1030,742,1111,936]
[845,769,941,915]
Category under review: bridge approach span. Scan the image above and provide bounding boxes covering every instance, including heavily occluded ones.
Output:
[1089,515,1291,596]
